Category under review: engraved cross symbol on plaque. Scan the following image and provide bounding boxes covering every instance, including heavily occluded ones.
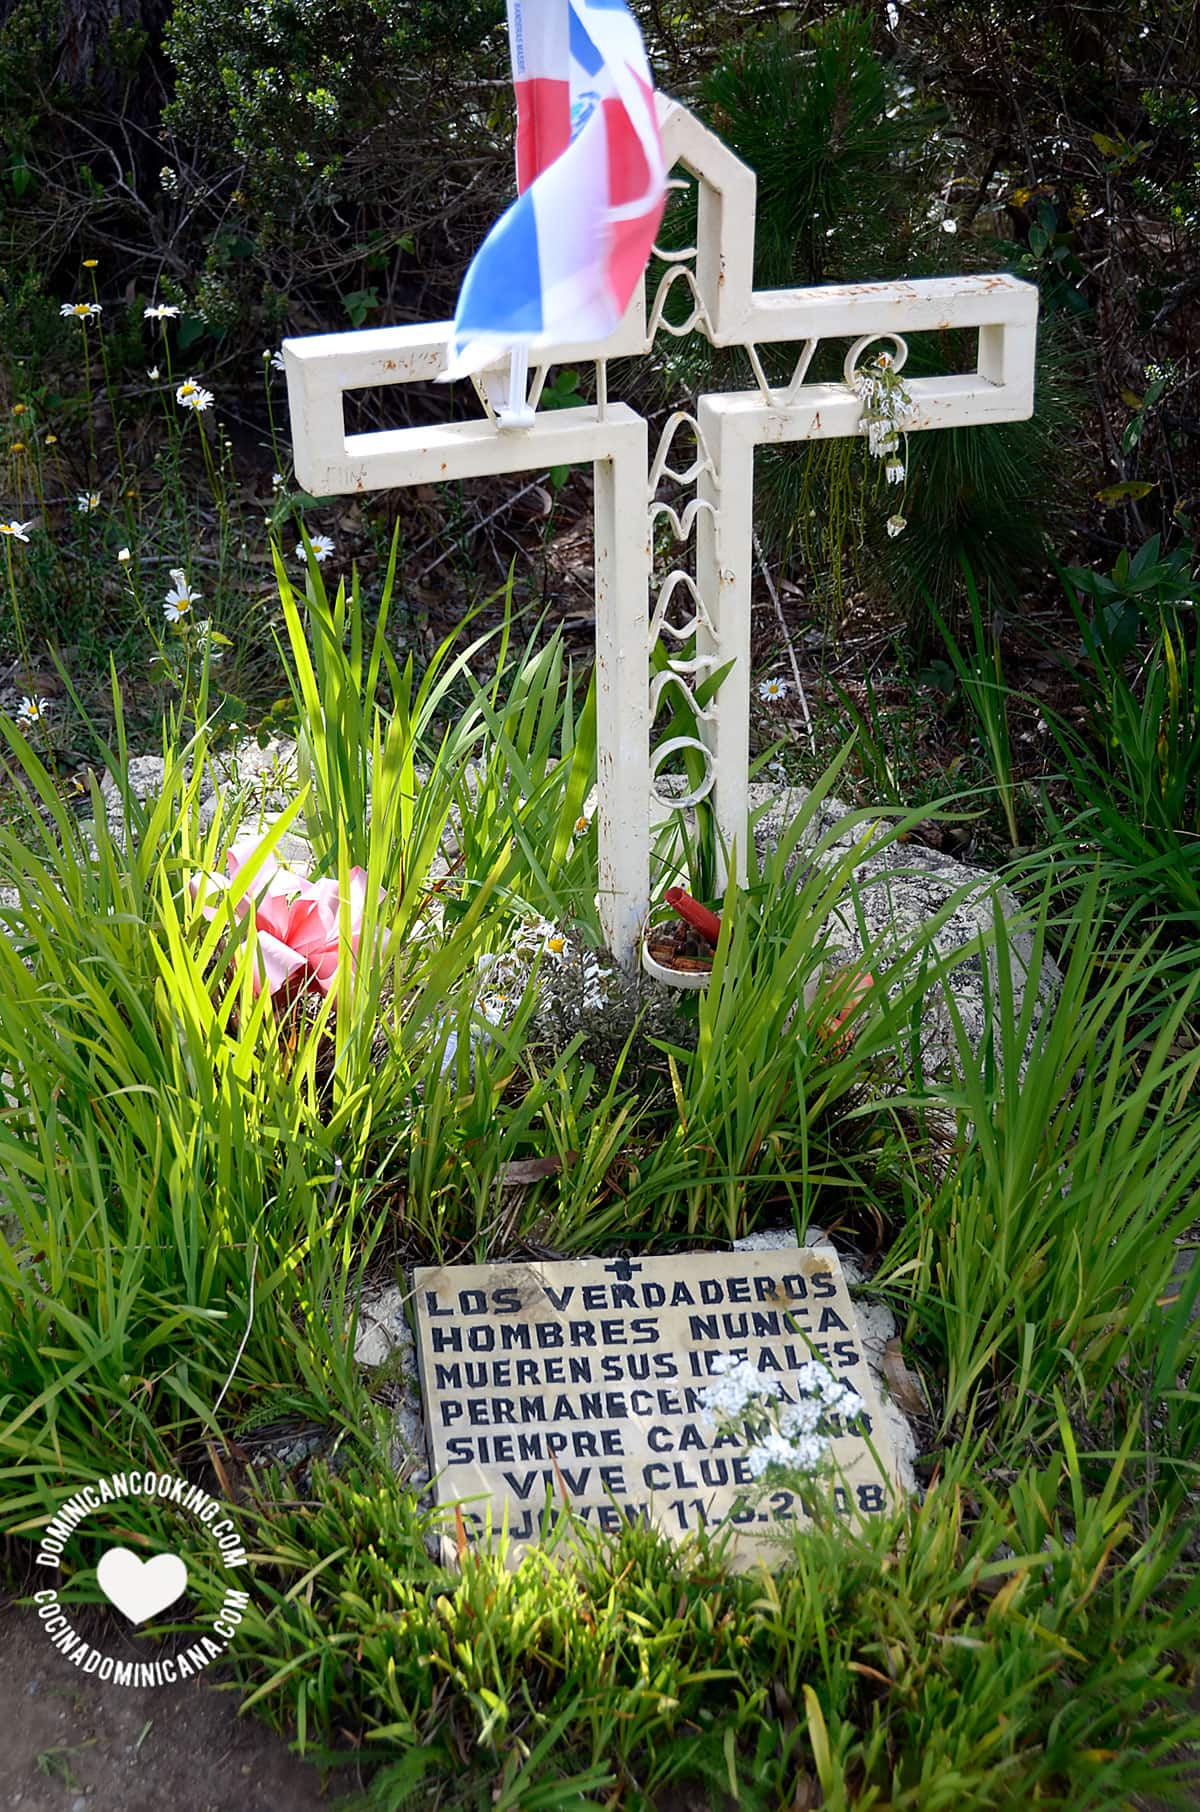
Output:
[281,94,1037,975]
[604,1258,642,1281]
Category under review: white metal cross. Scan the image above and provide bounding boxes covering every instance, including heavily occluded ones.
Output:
[282,95,1037,974]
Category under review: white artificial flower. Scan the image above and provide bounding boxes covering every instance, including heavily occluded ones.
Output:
[164,572,201,622]
[886,514,907,538]
[75,492,101,513]
[758,676,789,702]
[60,301,101,321]
[294,534,334,563]
[175,379,214,412]
[16,695,49,725]
[144,303,181,320]
[0,520,34,541]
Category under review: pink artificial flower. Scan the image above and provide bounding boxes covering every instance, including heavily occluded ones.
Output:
[188,836,389,1003]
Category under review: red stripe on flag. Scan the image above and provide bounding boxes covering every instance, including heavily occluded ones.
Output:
[514,77,572,192]
[602,93,664,310]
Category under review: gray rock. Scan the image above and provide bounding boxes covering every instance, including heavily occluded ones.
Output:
[749,783,1060,1082]
[95,737,301,849]
[351,1284,429,1489]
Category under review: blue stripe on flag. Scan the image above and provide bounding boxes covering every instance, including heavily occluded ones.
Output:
[580,0,633,10]
[568,3,605,75]
[454,192,544,340]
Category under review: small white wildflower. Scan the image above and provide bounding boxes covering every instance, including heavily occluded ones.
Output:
[885,1,899,23]
[60,301,101,321]
[886,514,907,538]
[0,520,33,541]
[175,379,214,412]
[75,492,101,513]
[117,547,131,562]
[758,676,789,702]
[295,533,335,563]
[164,571,201,622]
[884,459,905,486]
[144,303,180,320]
[270,351,286,373]
[573,812,591,835]
[16,695,49,725]
[542,930,568,960]
[478,993,509,1025]
[147,365,160,381]
[699,1357,781,1419]
[940,217,958,234]
[271,471,285,490]
[745,1431,809,1479]
[160,166,178,193]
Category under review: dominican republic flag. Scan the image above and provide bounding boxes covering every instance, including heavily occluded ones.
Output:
[446,0,666,376]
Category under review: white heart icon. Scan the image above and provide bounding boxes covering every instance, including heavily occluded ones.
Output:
[96,1548,188,1625]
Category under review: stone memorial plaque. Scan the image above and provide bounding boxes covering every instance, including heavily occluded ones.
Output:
[413,1247,899,1570]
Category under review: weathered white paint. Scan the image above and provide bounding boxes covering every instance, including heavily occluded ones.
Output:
[283,94,1037,972]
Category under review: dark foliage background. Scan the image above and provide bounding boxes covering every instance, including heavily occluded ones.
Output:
[0,0,1195,642]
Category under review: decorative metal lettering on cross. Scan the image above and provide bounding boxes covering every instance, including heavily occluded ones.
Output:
[282,95,1037,974]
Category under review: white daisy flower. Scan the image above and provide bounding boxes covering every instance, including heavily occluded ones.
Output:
[270,351,286,373]
[884,459,905,486]
[758,677,789,702]
[573,812,592,836]
[60,301,101,321]
[164,572,201,622]
[16,695,49,725]
[0,520,33,541]
[886,514,907,538]
[144,303,181,320]
[147,366,160,381]
[542,930,568,960]
[295,534,334,563]
[175,379,214,412]
[75,492,101,513]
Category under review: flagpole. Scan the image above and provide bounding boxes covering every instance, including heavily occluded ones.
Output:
[496,344,534,429]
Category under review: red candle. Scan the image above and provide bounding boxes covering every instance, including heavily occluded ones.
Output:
[664,887,722,947]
